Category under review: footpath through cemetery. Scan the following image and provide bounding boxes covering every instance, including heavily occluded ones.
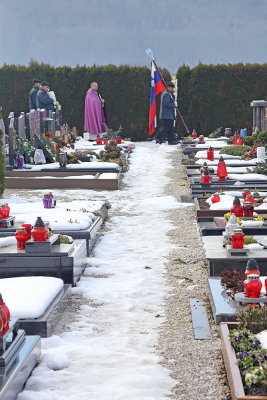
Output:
[0,69,267,400]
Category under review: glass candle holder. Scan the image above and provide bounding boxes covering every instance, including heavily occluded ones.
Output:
[231,228,245,249]
[243,201,254,217]
[15,227,28,250]
[43,194,53,209]
[245,275,262,298]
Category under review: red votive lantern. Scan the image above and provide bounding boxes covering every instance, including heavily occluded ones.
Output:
[15,227,28,250]
[116,137,121,144]
[231,228,245,249]
[0,293,10,334]
[245,259,260,276]
[245,194,255,205]
[103,139,108,144]
[22,223,32,240]
[242,189,251,200]
[0,306,8,336]
[192,129,197,138]
[217,156,228,181]
[96,137,102,144]
[199,135,204,143]
[243,201,254,217]
[237,138,244,146]
[233,133,239,145]
[207,146,214,161]
[265,278,267,295]
[31,217,49,242]
[200,162,209,174]
[201,168,210,183]
[211,192,220,203]
[245,274,262,298]
[231,196,243,217]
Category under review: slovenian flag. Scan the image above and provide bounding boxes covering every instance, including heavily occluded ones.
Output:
[149,61,165,135]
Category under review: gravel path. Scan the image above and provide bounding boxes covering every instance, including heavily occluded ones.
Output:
[159,146,231,400]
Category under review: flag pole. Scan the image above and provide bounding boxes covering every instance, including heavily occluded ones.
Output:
[146,49,190,135]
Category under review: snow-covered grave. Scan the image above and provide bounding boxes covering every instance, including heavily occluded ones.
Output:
[196,158,258,166]
[18,142,192,400]
[23,161,120,171]
[0,196,108,256]
[0,276,69,336]
[195,150,240,159]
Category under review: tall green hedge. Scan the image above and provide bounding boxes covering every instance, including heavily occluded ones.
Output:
[176,63,267,136]
[0,62,151,140]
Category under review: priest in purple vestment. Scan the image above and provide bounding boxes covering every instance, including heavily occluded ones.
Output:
[84,82,109,139]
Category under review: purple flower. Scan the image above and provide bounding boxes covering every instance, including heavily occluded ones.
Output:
[239,353,244,359]
[254,340,261,346]
[235,337,239,341]
[231,341,234,347]
[244,332,249,338]
[251,354,256,359]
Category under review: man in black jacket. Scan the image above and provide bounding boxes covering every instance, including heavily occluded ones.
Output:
[36,81,55,111]
[155,82,178,145]
[29,79,41,110]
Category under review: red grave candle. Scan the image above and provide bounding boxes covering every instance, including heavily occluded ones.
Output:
[237,138,244,146]
[233,133,239,145]
[0,293,10,333]
[242,189,251,200]
[15,227,28,250]
[245,259,260,276]
[201,168,210,183]
[231,228,245,249]
[192,130,197,138]
[211,193,220,203]
[199,135,204,143]
[31,217,49,242]
[231,197,243,217]
[207,147,214,161]
[244,274,262,298]
[217,156,228,181]
[243,201,254,217]
[245,195,255,205]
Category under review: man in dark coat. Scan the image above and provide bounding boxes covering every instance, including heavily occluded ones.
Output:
[36,81,55,111]
[29,79,41,110]
[155,82,178,145]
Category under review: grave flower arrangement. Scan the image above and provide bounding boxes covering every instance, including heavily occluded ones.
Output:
[229,307,267,390]
[99,140,128,168]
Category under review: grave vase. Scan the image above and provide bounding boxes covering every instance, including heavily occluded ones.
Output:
[43,194,53,209]
[17,156,24,169]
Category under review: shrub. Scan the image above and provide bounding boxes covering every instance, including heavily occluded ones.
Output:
[220,145,252,156]
[220,266,245,299]
[237,305,267,334]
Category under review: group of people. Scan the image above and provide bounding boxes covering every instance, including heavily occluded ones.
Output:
[29,78,178,144]
[29,79,56,112]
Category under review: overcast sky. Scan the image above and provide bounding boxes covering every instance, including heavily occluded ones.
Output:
[0,0,266,72]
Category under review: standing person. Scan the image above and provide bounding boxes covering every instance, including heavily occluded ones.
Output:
[29,79,41,110]
[84,82,106,140]
[36,81,55,111]
[155,82,178,145]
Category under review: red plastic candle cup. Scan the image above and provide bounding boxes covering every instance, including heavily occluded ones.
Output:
[242,189,251,200]
[265,278,267,295]
[237,139,244,146]
[243,202,254,217]
[245,195,255,205]
[103,139,108,144]
[0,294,10,333]
[199,135,204,143]
[233,134,239,145]
[245,275,262,298]
[211,193,220,203]
[22,224,32,240]
[207,147,214,161]
[116,137,121,144]
[96,138,101,144]
[15,227,28,250]
[192,130,197,138]
[231,228,245,249]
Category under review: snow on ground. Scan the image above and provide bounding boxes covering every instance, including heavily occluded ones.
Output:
[18,142,190,400]
[196,158,258,166]
[0,277,64,319]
